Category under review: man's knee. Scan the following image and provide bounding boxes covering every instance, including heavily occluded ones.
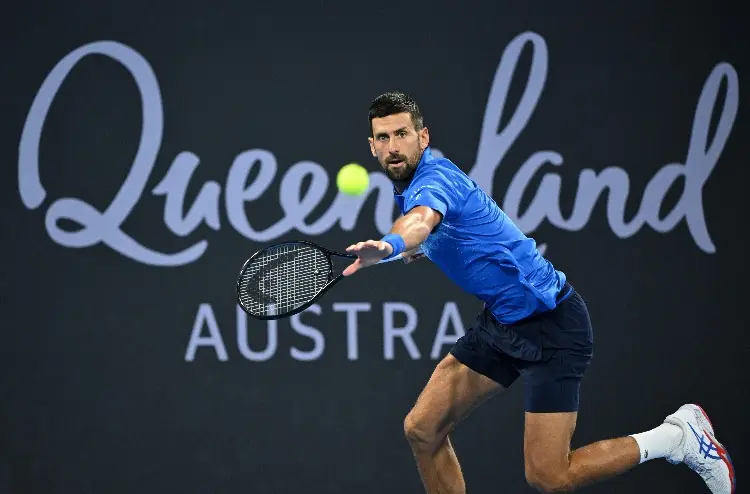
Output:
[402,357,462,452]
[523,411,579,492]
[403,411,443,453]
[403,354,500,455]
[525,464,573,493]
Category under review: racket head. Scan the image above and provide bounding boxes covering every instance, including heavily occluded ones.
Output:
[236,240,347,320]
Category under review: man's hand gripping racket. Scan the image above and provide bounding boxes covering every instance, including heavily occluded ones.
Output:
[343,240,423,276]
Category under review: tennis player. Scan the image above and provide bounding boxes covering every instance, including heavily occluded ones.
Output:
[342,91,735,493]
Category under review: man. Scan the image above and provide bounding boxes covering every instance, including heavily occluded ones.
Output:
[342,91,735,493]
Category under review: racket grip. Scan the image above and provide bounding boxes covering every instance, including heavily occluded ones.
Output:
[377,247,424,264]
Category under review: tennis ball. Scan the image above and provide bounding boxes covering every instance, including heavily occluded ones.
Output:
[336,163,370,196]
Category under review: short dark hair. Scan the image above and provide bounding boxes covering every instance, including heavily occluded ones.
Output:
[368,91,424,135]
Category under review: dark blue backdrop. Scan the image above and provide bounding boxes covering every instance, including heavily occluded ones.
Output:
[1,1,747,492]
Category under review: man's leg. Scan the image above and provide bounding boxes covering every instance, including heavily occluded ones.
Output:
[523,406,736,493]
[404,353,503,494]
[404,314,521,494]
[519,290,734,492]
[524,411,646,492]
[519,287,681,492]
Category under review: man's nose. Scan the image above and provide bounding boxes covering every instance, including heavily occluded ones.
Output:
[388,137,399,154]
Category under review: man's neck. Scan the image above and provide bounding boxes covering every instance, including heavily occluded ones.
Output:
[393,178,411,194]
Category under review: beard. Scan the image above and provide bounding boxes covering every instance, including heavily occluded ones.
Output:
[382,148,422,182]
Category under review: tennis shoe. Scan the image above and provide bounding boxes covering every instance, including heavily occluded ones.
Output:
[664,404,735,493]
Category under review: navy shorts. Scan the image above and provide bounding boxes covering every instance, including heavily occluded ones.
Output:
[450,283,593,413]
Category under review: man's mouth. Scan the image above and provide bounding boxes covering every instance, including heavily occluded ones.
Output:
[388,160,405,168]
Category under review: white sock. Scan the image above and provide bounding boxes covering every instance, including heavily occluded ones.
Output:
[630,423,684,463]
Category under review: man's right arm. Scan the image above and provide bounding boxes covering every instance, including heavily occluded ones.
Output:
[397,170,461,265]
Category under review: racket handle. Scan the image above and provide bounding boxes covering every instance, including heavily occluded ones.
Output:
[377,247,424,264]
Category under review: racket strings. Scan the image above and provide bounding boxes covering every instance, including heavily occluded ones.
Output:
[238,244,330,317]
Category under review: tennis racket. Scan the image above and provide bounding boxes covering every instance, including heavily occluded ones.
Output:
[236,240,423,320]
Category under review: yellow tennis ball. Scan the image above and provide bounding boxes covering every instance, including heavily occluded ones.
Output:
[336,163,370,196]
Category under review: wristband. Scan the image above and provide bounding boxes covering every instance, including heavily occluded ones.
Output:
[381,233,406,260]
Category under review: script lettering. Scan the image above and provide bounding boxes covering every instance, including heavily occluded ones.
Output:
[19,32,738,266]
[472,32,737,253]
[153,151,221,236]
[18,41,207,265]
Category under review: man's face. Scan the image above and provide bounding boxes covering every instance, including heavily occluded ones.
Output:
[369,112,429,181]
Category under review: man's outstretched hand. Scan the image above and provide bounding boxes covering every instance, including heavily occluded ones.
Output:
[342,240,393,276]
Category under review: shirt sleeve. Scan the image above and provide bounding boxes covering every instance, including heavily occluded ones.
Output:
[402,170,462,218]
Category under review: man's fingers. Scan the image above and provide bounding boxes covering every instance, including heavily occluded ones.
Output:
[342,259,361,276]
[345,240,391,261]
[346,242,365,253]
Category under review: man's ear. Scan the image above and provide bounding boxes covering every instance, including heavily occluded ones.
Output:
[368,137,376,157]
[419,127,430,149]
